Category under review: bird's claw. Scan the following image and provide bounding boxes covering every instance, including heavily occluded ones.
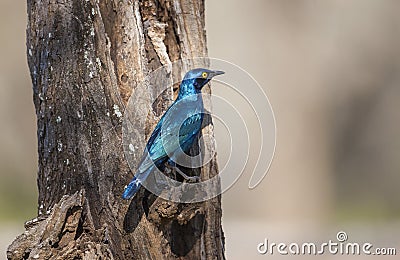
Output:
[174,167,200,183]
[184,175,200,183]
[164,162,200,182]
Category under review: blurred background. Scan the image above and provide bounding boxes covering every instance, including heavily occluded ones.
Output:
[1,0,399,259]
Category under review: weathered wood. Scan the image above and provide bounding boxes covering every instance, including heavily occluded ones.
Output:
[8,0,224,259]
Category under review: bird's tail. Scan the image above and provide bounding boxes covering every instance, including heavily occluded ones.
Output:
[122,166,154,200]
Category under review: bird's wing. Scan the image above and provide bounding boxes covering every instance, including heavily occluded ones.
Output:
[137,119,166,173]
[178,113,203,137]
[137,101,203,173]
[137,105,180,173]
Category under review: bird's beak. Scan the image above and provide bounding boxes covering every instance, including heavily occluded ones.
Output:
[210,70,225,78]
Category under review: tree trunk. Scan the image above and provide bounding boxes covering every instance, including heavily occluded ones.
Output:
[8,0,224,259]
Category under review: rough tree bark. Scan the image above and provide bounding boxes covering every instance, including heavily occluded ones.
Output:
[8,0,224,259]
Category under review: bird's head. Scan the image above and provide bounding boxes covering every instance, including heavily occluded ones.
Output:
[182,68,225,91]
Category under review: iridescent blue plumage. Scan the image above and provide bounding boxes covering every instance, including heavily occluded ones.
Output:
[122,68,224,200]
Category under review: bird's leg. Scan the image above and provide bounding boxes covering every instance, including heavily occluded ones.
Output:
[165,160,177,180]
[166,159,200,183]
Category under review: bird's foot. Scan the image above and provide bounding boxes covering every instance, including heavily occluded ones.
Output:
[175,167,200,183]
[165,161,200,182]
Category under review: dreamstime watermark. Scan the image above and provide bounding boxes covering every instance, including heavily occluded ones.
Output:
[257,231,397,256]
[122,57,276,203]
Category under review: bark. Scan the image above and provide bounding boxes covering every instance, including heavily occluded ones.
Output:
[8,0,224,259]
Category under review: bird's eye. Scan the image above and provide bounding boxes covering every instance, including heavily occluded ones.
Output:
[201,72,208,78]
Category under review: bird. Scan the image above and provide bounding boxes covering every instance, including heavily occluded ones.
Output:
[122,68,225,200]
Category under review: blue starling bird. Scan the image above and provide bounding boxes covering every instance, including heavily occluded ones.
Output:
[122,68,224,200]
